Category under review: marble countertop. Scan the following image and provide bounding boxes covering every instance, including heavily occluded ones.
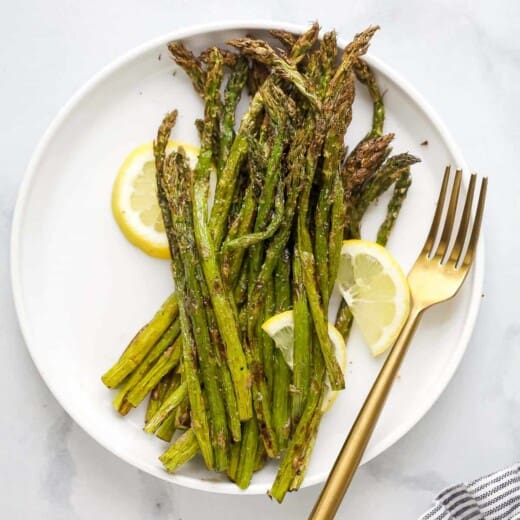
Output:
[1,1,519,518]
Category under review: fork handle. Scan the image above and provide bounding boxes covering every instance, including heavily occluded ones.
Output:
[309,307,423,520]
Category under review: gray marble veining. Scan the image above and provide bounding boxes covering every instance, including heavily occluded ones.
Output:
[42,413,75,517]
[1,1,519,518]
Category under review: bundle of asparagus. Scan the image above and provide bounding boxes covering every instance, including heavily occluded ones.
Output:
[101,23,419,500]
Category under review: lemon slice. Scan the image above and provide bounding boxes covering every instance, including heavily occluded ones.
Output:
[337,239,410,356]
[111,141,199,258]
[261,310,347,413]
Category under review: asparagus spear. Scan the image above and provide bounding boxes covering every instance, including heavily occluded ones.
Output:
[341,57,389,237]
[167,43,206,96]
[160,429,200,473]
[291,250,311,425]
[289,392,322,491]
[303,29,337,93]
[156,413,177,443]
[285,22,320,64]
[318,31,339,94]
[270,343,325,502]
[244,326,279,457]
[227,441,241,482]
[342,133,394,210]
[169,152,230,470]
[125,339,182,407]
[349,153,420,239]
[221,183,256,285]
[191,49,253,422]
[261,82,297,122]
[326,26,379,101]
[219,57,249,172]
[261,279,276,402]
[305,45,323,86]
[145,374,172,425]
[117,400,132,415]
[213,333,242,443]
[298,233,344,390]
[261,23,320,85]
[236,415,259,489]
[174,395,190,431]
[228,38,320,107]
[353,58,384,138]
[155,373,182,441]
[155,114,215,470]
[144,381,188,434]
[195,118,204,140]
[226,168,250,231]
[340,57,389,241]
[222,174,284,252]
[247,60,270,97]
[112,319,180,413]
[101,293,178,388]
[245,122,287,278]
[269,29,298,51]
[246,120,312,305]
[335,306,354,341]
[377,170,412,246]
[199,47,238,68]
[174,291,214,469]
[233,257,250,309]
[220,132,268,285]
[327,170,347,296]
[314,72,355,306]
[254,439,266,472]
[272,248,292,449]
[207,51,225,169]
[208,94,263,249]
[201,258,242,442]
[297,125,345,391]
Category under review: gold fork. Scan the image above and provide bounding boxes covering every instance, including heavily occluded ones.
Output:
[310,167,488,520]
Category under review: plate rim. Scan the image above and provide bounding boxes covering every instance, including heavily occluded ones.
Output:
[10,19,485,494]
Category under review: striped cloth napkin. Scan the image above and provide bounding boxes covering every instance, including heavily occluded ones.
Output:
[419,464,520,520]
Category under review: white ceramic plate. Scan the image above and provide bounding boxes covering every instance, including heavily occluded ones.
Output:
[11,21,483,494]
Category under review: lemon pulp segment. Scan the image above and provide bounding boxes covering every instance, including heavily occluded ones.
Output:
[337,240,410,356]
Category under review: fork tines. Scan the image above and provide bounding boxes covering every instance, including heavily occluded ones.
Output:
[424,166,487,268]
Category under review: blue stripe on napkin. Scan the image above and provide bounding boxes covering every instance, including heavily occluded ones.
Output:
[419,464,520,520]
